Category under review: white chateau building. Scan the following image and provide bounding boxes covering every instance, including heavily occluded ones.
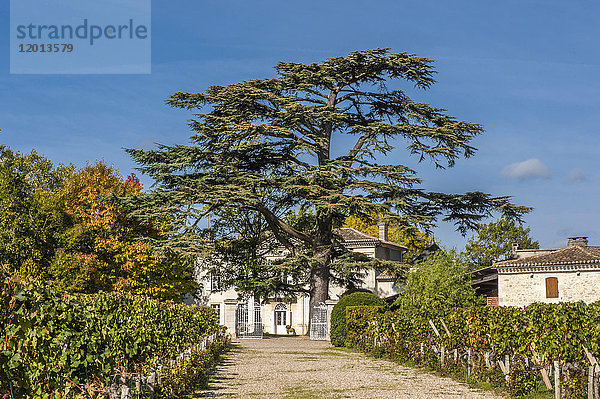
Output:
[189,224,406,338]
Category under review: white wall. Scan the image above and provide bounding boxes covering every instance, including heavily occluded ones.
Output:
[498,269,600,307]
[375,280,396,298]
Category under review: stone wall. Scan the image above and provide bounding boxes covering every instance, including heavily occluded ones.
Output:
[374,280,395,298]
[498,268,600,307]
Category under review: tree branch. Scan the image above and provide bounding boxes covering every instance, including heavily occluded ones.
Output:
[252,203,313,245]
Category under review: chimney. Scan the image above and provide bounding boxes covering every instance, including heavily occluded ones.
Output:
[511,243,519,258]
[378,222,388,241]
[567,237,588,247]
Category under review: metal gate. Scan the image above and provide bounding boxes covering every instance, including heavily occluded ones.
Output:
[235,302,263,339]
[310,302,328,340]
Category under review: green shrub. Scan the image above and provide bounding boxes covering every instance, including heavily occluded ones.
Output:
[330,291,386,347]
[394,251,483,315]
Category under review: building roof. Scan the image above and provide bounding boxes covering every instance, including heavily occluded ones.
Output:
[495,245,600,268]
[375,266,410,281]
[336,227,377,241]
[376,270,396,280]
[412,241,441,263]
[334,228,408,282]
[469,266,498,297]
[335,227,408,250]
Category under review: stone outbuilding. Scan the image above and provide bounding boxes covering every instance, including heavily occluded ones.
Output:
[494,237,600,307]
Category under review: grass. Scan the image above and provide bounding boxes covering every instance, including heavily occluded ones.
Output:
[326,346,354,352]
[296,355,321,361]
[282,385,348,399]
[282,386,323,399]
[322,349,355,356]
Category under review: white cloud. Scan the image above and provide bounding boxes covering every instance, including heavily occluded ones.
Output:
[564,168,587,184]
[500,158,552,180]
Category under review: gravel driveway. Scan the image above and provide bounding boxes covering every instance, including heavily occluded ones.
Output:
[195,336,502,399]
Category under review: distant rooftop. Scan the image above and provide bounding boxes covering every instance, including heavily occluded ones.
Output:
[496,241,600,268]
[335,227,407,250]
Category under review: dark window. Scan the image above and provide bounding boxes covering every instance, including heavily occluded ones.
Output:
[546,277,559,298]
[209,274,221,292]
[276,310,286,325]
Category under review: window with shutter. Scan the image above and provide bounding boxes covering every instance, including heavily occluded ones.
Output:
[545,277,558,298]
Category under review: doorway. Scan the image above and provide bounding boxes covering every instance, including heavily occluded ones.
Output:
[235,302,263,339]
[274,303,289,335]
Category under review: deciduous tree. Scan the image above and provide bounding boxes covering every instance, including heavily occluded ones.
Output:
[394,251,483,314]
[52,161,197,300]
[0,146,71,278]
[462,216,539,271]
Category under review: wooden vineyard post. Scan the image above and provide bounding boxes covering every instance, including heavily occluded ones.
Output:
[440,319,451,339]
[120,385,130,399]
[498,356,509,382]
[441,346,445,366]
[440,319,450,368]
[148,371,156,395]
[533,350,553,390]
[428,320,441,364]
[554,361,561,399]
[429,319,441,338]
[590,365,595,399]
[583,345,599,399]
[467,349,472,377]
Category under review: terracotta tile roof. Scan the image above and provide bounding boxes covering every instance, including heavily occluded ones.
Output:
[376,265,410,280]
[334,228,407,250]
[335,227,377,241]
[376,270,396,280]
[495,245,600,268]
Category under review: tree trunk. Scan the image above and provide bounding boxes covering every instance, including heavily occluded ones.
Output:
[307,243,332,334]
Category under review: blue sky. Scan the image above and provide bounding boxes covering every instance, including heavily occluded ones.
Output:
[1,1,599,249]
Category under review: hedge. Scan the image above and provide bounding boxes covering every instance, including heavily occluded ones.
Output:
[346,303,600,398]
[330,291,386,347]
[0,273,228,398]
